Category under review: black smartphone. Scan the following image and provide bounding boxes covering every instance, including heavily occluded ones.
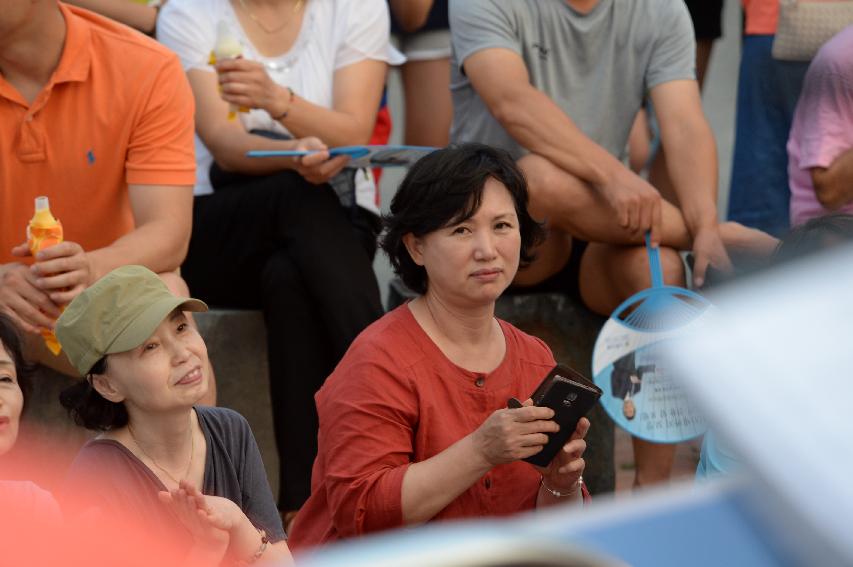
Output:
[510,364,602,468]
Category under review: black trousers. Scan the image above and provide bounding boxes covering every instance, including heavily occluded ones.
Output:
[182,169,383,510]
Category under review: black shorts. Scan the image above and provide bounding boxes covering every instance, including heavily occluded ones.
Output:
[684,0,724,40]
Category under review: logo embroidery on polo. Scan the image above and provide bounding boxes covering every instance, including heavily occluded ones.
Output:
[532,42,550,60]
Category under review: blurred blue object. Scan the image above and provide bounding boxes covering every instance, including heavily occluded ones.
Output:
[296,480,788,567]
[696,431,742,481]
[670,244,853,566]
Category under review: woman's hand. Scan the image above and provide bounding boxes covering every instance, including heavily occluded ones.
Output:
[291,137,351,185]
[537,417,589,497]
[471,399,559,466]
[158,481,236,550]
[215,58,287,117]
[162,481,282,564]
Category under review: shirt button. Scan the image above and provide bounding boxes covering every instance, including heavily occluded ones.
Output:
[474,376,485,388]
[484,477,492,489]
[24,114,34,122]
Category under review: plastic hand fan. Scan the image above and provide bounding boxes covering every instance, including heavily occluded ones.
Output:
[592,235,714,443]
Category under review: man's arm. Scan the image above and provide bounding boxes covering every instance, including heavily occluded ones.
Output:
[213,57,387,148]
[649,79,731,285]
[90,183,193,278]
[650,80,718,234]
[3,184,192,330]
[811,148,853,210]
[31,184,193,306]
[462,48,663,243]
[187,70,351,182]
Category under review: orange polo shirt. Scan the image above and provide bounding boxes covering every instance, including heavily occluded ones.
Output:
[0,2,195,264]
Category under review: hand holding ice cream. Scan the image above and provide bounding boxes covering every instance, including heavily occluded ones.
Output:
[214,57,292,121]
[209,21,248,120]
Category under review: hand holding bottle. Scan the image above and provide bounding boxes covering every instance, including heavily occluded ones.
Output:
[21,197,70,354]
[0,261,59,335]
[209,21,248,120]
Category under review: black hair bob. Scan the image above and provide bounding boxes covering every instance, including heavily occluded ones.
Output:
[0,313,32,410]
[59,357,129,431]
[380,143,545,294]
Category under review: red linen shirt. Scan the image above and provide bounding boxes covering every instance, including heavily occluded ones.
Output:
[288,305,558,550]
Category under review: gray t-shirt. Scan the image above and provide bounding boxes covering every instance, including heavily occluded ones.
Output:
[64,406,285,543]
[449,0,695,160]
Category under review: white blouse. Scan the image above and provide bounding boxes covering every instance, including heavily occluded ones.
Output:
[158,0,403,208]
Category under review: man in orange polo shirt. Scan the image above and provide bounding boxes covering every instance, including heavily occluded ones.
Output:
[0,1,199,382]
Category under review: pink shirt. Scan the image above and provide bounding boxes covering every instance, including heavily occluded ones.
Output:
[788,26,853,227]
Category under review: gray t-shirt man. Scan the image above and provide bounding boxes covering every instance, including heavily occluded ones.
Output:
[450,0,696,160]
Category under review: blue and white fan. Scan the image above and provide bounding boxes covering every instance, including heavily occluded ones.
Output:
[592,235,714,443]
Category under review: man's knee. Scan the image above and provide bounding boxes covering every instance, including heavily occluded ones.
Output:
[659,247,685,286]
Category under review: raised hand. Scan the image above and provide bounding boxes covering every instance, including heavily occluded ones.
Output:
[158,481,234,550]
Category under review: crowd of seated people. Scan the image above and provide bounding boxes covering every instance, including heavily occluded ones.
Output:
[1,0,849,563]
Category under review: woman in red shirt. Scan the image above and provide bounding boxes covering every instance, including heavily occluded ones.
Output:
[289,144,590,550]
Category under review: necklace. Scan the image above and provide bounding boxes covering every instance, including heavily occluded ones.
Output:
[127,418,195,487]
[237,0,304,35]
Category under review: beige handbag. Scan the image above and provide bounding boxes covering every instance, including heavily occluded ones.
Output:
[772,0,853,61]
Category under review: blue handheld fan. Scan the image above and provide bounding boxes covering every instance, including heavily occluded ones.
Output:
[592,235,714,443]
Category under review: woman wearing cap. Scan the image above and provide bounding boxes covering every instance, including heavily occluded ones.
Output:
[57,266,291,565]
[288,144,590,549]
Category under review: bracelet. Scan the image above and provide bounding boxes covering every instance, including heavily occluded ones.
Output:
[540,475,583,498]
[234,528,268,566]
[271,87,295,121]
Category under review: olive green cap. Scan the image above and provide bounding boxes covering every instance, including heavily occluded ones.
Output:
[55,265,208,376]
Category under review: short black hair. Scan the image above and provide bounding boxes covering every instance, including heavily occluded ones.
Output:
[380,143,545,294]
[59,356,129,431]
[0,313,32,409]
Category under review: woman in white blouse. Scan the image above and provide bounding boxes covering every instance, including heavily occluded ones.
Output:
[157,0,403,528]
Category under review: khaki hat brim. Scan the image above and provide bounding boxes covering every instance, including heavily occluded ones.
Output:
[106,297,208,356]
